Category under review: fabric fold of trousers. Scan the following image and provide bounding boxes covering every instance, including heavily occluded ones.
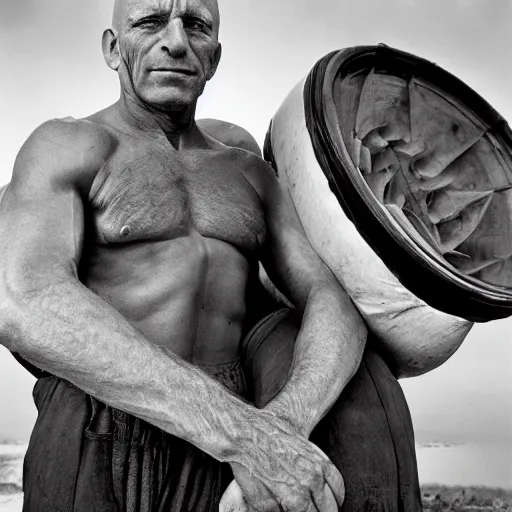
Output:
[22,361,246,512]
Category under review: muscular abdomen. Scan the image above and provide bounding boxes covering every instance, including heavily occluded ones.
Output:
[84,232,249,364]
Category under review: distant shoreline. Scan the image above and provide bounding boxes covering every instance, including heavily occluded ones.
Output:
[421,484,512,510]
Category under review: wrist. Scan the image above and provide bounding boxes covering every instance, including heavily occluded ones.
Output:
[214,401,269,463]
[263,400,311,438]
[218,404,303,468]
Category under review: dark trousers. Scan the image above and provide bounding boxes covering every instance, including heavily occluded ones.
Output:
[22,362,245,512]
[20,309,422,511]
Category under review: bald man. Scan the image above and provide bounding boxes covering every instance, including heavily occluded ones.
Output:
[0,1,366,511]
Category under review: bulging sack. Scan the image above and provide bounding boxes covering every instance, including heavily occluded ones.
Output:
[264,45,512,375]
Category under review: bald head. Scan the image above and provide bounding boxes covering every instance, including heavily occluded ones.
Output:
[112,0,124,30]
[111,0,220,36]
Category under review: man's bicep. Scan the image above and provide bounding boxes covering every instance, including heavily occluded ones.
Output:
[1,187,85,280]
[1,123,91,285]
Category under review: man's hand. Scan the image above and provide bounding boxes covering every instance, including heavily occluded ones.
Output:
[220,470,341,512]
[222,412,344,512]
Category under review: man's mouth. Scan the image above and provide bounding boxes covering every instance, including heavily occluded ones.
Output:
[151,68,196,76]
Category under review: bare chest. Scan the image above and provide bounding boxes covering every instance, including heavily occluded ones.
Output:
[89,146,266,252]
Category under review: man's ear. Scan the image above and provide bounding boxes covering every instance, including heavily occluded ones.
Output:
[206,42,222,81]
[102,29,121,71]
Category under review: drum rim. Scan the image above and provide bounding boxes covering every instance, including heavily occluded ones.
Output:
[303,44,512,321]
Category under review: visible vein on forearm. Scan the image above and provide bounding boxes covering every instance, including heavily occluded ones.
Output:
[5,279,257,461]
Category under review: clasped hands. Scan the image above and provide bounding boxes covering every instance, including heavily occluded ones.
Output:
[219,411,343,512]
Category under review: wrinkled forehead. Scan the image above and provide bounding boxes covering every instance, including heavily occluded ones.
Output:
[113,0,219,31]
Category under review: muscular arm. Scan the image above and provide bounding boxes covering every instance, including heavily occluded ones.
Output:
[198,118,366,433]
[198,118,366,434]
[247,157,368,438]
[0,120,259,461]
[2,121,348,512]
[219,156,366,510]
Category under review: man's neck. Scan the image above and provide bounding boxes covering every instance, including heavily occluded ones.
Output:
[117,92,204,150]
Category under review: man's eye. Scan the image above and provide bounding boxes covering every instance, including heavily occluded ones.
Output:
[184,18,207,31]
[136,18,162,29]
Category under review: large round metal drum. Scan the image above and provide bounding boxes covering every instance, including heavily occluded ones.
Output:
[265,45,512,324]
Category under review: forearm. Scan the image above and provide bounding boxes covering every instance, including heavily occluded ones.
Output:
[1,278,255,461]
[264,284,367,437]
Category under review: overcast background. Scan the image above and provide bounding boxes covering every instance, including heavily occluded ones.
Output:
[0,0,511,488]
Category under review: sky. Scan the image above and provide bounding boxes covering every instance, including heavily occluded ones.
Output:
[0,0,511,486]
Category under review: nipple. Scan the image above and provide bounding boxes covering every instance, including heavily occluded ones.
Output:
[120,225,131,238]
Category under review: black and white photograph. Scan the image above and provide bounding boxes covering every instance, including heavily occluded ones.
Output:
[0,1,511,511]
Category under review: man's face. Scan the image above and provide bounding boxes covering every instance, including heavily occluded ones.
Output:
[113,0,221,111]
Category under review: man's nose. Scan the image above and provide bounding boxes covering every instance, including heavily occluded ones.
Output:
[160,19,188,57]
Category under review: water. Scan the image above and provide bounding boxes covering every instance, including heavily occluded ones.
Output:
[0,494,23,512]
[416,441,512,489]
[0,443,25,512]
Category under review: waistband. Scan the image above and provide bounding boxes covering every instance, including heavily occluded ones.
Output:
[242,308,294,363]
[197,359,247,397]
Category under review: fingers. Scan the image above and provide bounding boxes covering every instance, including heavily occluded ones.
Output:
[318,484,340,512]
[227,472,339,512]
[322,462,345,509]
[302,462,328,512]
[305,499,319,512]
[306,479,339,512]
[302,453,344,511]
[309,488,324,512]
[300,446,343,511]
[231,463,282,511]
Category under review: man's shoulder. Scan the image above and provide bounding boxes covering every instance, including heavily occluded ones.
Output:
[198,118,262,157]
[230,148,280,202]
[27,117,115,162]
[15,117,116,187]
